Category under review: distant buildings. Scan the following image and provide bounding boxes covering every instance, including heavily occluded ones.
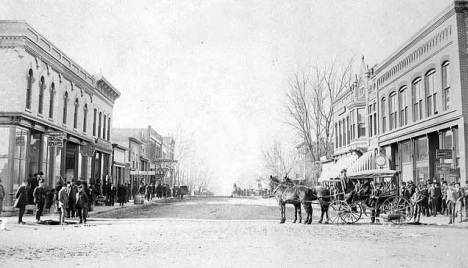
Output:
[325,1,468,187]
[0,21,176,214]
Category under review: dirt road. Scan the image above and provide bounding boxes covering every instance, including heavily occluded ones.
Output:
[1,197,467,268]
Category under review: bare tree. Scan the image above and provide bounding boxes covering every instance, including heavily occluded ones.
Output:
[284,58,353,161]
[262,139,297,179]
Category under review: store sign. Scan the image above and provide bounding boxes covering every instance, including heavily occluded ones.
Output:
[130,170,156,176]
[436,163,452,174]
[46,132,66,147]
[436,149,452,159]
[375,155,387,167]
[81,143,95,157]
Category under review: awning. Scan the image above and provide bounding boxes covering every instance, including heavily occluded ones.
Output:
[347,150,391,175]
[318,154,358,182]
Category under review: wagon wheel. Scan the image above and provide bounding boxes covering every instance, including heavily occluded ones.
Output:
[379,196,413,223]
[329,200,362,224]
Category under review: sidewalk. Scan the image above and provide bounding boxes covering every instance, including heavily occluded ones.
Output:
[0,197,167,226]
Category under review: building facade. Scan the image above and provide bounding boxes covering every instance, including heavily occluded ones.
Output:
[330,1,468,186]
[0,21,120,212]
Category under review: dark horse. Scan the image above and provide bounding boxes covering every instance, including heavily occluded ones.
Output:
[270,176,315,224]
[312,185,332,224]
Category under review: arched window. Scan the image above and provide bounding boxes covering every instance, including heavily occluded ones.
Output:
[98,112,102,138]
[442,61,451,110]
[83,104,88,133]
[425,69,436,116]
[389,92,397,130]
[107,117,111,141]
[73,98,79,129]
[399,86,408,127]
[103,115,107,140]
[26,69,33,110]
[38,76,45,114]
[63,92,69,124]
[49,83,55,118]
[381,98,387,133]
[412,78,423,121]
[93,108,97,136]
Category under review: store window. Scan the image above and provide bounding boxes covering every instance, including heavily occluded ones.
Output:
[442,61,451,111]
[38,77,45,115]
[0,127,10,192]
[26,69,33,110]
[400,140,412,182]
[389,92,397,130]
[49,83,55,118]
[412,78,424,121]
[425,70,437,116]
[14,128,28,186]
[415,136,429,184]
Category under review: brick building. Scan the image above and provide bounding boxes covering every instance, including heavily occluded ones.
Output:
[329,1,468,187]
[0,21,120,212]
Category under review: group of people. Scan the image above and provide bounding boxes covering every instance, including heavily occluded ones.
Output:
[405,180,467,224]
[137,182,172,201]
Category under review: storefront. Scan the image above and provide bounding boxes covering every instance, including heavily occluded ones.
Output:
[0,123,93,212]
[383,127,460,185]
[92,138,112,196]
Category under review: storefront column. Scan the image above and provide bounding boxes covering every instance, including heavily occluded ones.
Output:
[459,121,468,187]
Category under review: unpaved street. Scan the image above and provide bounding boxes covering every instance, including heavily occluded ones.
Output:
[1,197,467,268]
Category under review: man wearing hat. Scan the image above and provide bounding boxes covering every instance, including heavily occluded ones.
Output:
[75,185,89,224]
[33,179,47,222]
[369,181,382,223]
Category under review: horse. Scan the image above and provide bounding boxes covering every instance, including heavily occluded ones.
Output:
[311,186,332,224]
[270,176,314,224]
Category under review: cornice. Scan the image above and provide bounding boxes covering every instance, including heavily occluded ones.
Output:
[375,5,456,74]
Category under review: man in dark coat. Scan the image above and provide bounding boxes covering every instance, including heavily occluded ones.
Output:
[14,180,28,224]
[33,179,47,222]
[75,185,89,224]
[109,183,117,206]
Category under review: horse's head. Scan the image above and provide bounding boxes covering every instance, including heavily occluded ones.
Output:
[269,175,280,192]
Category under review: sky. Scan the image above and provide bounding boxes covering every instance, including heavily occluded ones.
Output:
[1,0,453,194]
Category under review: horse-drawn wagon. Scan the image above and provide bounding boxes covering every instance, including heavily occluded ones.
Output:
[328,169,413,224]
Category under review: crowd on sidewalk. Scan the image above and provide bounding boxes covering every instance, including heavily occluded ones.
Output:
[404,180,468,224]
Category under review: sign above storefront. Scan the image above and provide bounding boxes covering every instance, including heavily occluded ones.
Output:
[81,143,95,157]
[436,149,452,159]
[130,170,156,175]
[375,155,387,167]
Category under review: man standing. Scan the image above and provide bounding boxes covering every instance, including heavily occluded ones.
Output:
[0,177,5,216]
[428,182,439,217]
[420,184,430,217]
[441,181,448,215]
[411,186,424,223]
[33,179,47,223]
[109,183,116,206]
[57,185,68,225]
[369,182,382,223]
[75,185,89,224]
[14,180,28,224]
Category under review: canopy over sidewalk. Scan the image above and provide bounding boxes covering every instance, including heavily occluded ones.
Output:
[318,154,358,182]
